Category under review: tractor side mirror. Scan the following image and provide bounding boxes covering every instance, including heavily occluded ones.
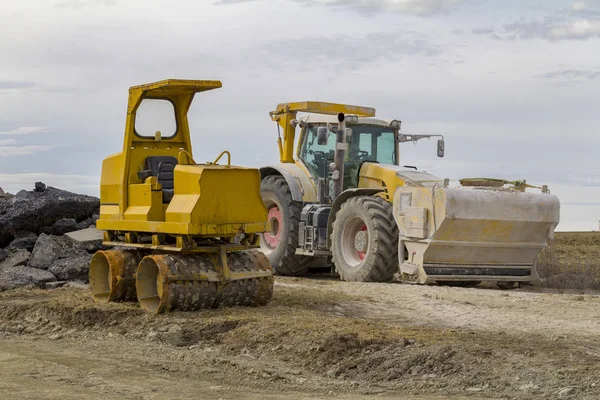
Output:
[437,139,445,157]
[317,126,329,145]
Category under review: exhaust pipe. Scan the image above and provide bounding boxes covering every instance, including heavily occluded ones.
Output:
[331,113,347,200]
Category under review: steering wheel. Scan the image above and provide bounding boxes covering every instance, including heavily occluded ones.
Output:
[357,150,370,161]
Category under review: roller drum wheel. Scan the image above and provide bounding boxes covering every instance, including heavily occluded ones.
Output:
[89,249,142,303]
[220,250,274,307]
[136,250,273,313]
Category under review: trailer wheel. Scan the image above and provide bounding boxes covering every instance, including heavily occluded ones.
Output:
[258,175,310,276]
[331,196,398,282]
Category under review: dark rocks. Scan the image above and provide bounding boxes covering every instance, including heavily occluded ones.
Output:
[0,184,99,247]
[34,182,46,192]
[28,234,62,270]
[40,218,78,235]
[0,249,31,269]
[76,218,95,230]
[0,183,100,291]
[15,231,37,238]
[0,266,56,291]
[48,253,92,281]
[14,190,29,199]
[28,233,93,282]
[7,231,38,251]
[76,214,100,230]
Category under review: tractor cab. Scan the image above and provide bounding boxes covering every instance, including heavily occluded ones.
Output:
[297,115,400,191]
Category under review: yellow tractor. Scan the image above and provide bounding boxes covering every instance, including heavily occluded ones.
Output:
[89,79,274,313]
[258,102,560,288]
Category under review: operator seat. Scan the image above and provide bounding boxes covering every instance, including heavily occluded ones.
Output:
[137,156,178,203]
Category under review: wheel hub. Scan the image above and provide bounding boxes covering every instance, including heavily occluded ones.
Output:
[263,206,282,248]
[354,230,368,253]
[340,218,369,266]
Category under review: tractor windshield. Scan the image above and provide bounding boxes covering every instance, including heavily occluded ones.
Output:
[299,124,397,189]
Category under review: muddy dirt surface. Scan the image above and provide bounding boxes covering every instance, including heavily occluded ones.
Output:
[0,277,598,399]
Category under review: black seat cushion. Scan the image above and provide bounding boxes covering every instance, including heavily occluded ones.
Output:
[162,189,174,203]
[137,156,178,202]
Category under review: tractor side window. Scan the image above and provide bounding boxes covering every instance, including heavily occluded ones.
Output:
[134,99,177,139]
[348,127,396,165]
[344,126,396,189]
[358,134,371,157]
[300,124,336,180]
[376,133,395,165]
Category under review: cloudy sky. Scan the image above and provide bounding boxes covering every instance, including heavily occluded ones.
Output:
[1,0,599,231]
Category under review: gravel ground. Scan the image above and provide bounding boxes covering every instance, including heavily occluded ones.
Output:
[0,276,598,400]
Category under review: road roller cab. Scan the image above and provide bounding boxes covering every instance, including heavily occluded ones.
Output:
[96,79,268,237]
[90,79,274,313]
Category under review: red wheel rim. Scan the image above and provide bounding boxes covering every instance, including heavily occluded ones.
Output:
[263,206,282,248]
[356,224,367,260]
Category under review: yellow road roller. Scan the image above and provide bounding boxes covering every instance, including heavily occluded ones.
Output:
[89,79,274,313]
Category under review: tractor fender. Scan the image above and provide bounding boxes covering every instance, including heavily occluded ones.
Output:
[259,164,318,203]
[326,188,385,248]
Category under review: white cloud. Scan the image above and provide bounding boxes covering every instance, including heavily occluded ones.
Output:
[0,126,51,135]
[549,19,600,40]
[538,67,600,82]
[497,2,600,42]
[0,172,100,196]
[294,0,465,15]
[0,145,56,157]
[215,0,465,15]
[0,139,18,146]
[572,0,600,11]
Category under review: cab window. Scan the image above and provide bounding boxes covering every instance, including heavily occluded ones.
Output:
[299,124,335,180]
[134,99,177,138]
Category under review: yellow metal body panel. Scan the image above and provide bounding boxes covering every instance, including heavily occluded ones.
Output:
[357,163,405,199]
[96,79,268,239]
[123,184,163,221]
[270,101,375,163]
[281,161,319,202]
[166,166,267,227]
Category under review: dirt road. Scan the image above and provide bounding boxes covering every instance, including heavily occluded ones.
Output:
[0,277,598,399]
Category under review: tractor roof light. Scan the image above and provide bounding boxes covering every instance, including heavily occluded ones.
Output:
[345,115,359,124]
[390,120,401,129]
[290,119,298,128]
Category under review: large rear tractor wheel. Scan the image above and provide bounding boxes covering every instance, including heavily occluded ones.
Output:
[331,196,398,282]
[259,175,310,276]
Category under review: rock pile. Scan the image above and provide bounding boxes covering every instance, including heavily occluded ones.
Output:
[0,183,102,291]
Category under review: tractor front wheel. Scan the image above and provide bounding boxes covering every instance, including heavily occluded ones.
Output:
[331,196,398,282]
